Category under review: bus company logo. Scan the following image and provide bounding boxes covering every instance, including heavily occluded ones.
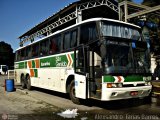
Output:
[2,113,8,120]
[56,56,67,67]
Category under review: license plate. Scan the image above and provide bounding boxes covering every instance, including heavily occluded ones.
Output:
[130,91,138,96]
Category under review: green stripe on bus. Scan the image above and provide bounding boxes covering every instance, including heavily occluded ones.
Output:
[32,60,35,68]
[34,69,38,77]
[15,62,25,69]
[124,76,143,82]
[40,57,55,68]
[25,61,27,68]
[15,52,74,69]
[103,75,144,82]
[103,76,115,82]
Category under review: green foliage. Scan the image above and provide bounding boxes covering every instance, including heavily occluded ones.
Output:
[0,41,15,68]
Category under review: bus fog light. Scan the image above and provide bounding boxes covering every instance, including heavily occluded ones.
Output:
[111,92,117,96]
[112,83,117,88]
[117,83,122,88]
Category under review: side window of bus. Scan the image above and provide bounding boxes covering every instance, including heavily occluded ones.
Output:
[71,29,77,48]
[26,46,31,59]
[49,35,61,54]
[20,49,25,60]
[40,39,49,56]
[15,51,18,61]
[80,22,97,44]
[64,32,71,50]
[63,29,77,50]
[17,51,21,61]
[32,43,39,57]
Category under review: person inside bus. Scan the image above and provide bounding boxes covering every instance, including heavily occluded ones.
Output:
[49,39,57,54]
[32,47,36,57]
[40,42,48,56]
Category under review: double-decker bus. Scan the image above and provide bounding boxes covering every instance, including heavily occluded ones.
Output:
[15,18,152,104]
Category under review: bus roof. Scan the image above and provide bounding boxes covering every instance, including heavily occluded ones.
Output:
[16,18,141,51]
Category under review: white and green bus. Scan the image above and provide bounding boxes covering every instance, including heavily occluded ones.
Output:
[15,18,152,104]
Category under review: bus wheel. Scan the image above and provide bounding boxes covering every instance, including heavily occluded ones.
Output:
[21,75,26,88]
[26,75,32,90]
[69,80,80,104]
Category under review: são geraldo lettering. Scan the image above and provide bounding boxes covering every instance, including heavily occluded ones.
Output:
[56,56,67,67]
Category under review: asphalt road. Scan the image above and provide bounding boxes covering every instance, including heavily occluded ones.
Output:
[0,75,160,120]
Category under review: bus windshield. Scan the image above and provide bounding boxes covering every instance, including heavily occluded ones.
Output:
[100,21,150,74]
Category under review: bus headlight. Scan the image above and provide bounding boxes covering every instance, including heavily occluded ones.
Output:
[156,77,159,80]
[117,83,123,87]
[107,83,123,88]
[143,77,147,81]
[146,76,151,81]
[143,76,152,81]
[145,82,151,86]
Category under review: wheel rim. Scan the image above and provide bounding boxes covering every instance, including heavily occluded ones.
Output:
[71,85,76,99]
[26,76,30,87]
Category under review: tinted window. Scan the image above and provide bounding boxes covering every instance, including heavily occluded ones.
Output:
[26,46,31,58]
[17,50,21,61]
[20,49,25,60]
[40,39,49,56]
[71,30,77,48]
[64,32,71,50]
[63,29,77,50]
[32,43,39,57]
[80,22,97,44]
[49,35,61,54]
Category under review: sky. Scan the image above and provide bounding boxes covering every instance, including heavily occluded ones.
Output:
[0,0,143,52]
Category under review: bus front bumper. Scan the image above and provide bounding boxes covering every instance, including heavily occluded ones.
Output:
[101,85,152,101]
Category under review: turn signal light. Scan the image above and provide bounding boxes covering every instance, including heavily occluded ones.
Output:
[107,83,112,88]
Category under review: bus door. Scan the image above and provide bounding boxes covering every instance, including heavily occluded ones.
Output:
[89,49,102,98]
[74,46,89,99]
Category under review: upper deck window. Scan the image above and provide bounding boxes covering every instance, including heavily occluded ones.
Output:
[32,43,39,57]
[50,35,61,54]
[40,39,49,56]
[80,22,97,44]
[101,21,141,41]
[63,29,77,50]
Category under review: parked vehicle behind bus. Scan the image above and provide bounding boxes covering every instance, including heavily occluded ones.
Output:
[0,65,8,75]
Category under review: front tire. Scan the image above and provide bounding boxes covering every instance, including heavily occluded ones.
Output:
[69,80,80,104]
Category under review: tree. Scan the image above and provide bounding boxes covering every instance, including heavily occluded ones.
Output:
[0,41,15,68]
[142,0,160,24]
